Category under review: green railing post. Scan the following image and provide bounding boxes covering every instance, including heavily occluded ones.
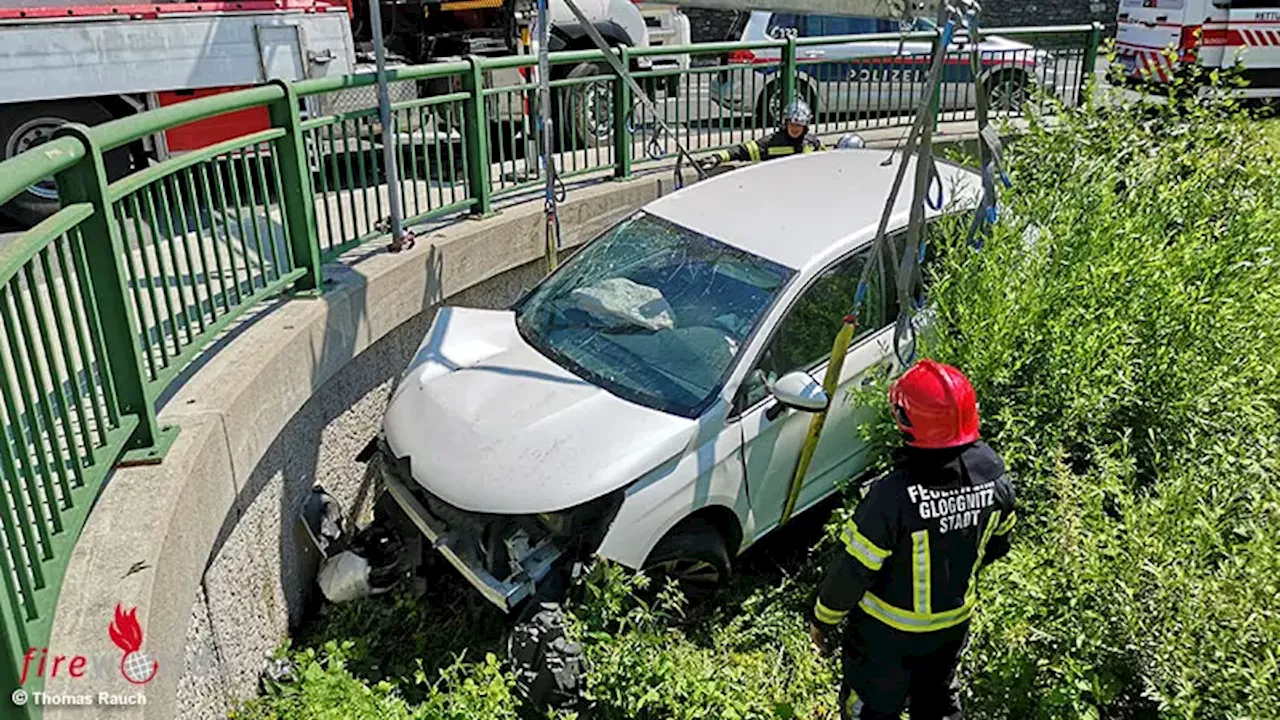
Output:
[781,35,798,111]
[1083,21,1104,87]
[613,45,633,179]
[267,79,323,294]
[1,600,29,720]
[462,56,494,217]
[51,124,174,462]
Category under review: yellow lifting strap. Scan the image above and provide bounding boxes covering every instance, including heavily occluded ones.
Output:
[779,0,961,525]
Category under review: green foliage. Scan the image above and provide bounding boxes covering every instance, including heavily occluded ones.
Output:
[232,640,517,720]
[571,562,840,720]
[241,74,1280,720]
[913,74,1280,718]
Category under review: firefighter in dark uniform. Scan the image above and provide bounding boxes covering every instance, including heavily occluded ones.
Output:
[697,99,822,170]
[808,359,1017,720]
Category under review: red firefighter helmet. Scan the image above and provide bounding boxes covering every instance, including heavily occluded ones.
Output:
[889,359,980,449]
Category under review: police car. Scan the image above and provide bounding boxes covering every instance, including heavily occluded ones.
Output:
[370,150,981,610]
[712,11,1059,124]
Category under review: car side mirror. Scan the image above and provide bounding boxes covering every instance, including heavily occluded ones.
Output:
[770,370,829,412]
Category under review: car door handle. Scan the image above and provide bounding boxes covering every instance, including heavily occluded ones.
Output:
[765,402,788,422]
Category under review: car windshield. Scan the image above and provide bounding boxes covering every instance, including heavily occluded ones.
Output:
[515,212,794,418]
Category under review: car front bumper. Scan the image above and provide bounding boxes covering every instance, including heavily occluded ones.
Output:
[375,456,564,612]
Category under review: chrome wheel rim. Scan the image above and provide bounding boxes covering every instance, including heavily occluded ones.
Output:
[988,80,1028,114]
[6,117,65,200]
[580,80,613,140]
[767,88,782,125]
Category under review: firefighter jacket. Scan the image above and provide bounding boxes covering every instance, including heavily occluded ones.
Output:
[716,128,822,163]
[812,441,1016,634]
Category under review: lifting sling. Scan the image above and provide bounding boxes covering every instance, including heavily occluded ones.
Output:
[781,0,1007,524]
[536,0,707,272]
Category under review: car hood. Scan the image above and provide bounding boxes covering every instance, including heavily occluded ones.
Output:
[382,307,699,514]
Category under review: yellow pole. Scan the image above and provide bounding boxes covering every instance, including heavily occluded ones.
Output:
[780,317,858,524]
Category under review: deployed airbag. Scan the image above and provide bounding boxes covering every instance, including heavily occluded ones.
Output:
[570,278,675,331]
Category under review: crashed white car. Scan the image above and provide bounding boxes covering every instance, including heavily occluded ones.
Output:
[371,150,980,611]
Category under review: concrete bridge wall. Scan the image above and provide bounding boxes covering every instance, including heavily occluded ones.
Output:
[43,172,681,720]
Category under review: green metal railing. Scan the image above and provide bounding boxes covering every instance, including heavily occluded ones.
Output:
[0,22,1100,717]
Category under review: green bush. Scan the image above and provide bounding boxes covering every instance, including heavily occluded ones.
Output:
[232,641,517,720]
[913,79,1280,718]
[241,78,1280,720]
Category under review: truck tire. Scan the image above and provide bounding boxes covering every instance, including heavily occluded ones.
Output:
[0,100,129,227]
[558,62,615,149]
[641,517,730,600]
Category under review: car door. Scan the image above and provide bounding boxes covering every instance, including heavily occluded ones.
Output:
[737,241,898,542]
[839,17,932,117]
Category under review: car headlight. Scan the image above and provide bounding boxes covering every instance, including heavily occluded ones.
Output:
[536,511,571,536]
[534,489,626,550]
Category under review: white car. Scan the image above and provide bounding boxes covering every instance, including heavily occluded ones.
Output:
[372,150,980,611]
[712,11,1059,124]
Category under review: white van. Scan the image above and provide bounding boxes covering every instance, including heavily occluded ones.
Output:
[1115,0,1280,97]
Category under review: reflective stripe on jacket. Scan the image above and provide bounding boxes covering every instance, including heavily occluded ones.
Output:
[812,441,1017,633]
[717,129,822,164]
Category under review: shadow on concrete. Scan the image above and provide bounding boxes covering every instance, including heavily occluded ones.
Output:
[196,229,545,697]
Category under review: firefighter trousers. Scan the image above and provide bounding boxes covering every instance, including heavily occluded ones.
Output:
[839,610,968,720]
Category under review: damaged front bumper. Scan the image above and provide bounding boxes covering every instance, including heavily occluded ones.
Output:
[371,440,621,612]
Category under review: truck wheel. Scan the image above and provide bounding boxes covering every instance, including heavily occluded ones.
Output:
[641,517,730,600]
[0,100,129,227]
[559,62,615,149]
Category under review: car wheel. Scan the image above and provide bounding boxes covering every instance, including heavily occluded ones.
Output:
[559,61,615,149]
[641,517,730,599]
[984,70,1032,115]
[0,100,128,227]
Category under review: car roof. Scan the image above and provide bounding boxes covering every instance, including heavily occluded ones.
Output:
[644,150,981,270]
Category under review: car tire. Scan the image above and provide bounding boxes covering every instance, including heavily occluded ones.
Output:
[558,61,615,149]
[641,517,731,599]
[984,69,1032,115]
[0,100,128,227]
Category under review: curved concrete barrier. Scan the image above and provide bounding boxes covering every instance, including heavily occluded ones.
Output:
[44,172,684,720]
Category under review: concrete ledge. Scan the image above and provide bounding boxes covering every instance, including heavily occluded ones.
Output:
[46,171,679,720]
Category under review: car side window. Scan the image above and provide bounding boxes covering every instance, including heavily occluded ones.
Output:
[767,13,800,39]
[737,246,891,410]
[885,222,934,321]
[803,15,886,37]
